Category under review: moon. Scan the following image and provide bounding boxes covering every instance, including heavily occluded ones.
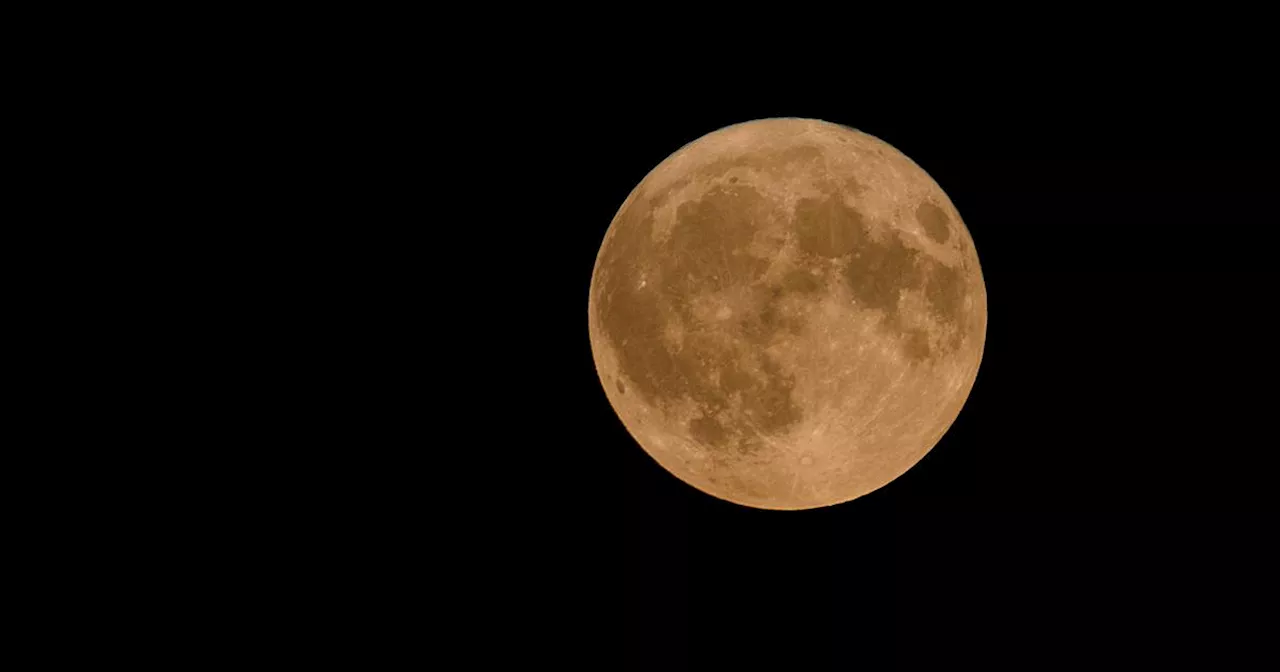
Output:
[588,118,986,510]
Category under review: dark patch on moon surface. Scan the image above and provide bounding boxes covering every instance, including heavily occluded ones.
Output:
[901,329,932,361]
[916,201,951,244]
[925,263,965,326]
[688,413,729,448]
[787,191,969,364]
[793,194,868,258]
[667,185,771,294]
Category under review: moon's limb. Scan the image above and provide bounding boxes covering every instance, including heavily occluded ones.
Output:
[588,118,987,510]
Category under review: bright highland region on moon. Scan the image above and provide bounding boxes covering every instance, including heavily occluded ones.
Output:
[588,118,987,510]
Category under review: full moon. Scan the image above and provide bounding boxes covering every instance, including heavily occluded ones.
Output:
[588,118,986,510]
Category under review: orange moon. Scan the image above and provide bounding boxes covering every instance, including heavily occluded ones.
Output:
[588,118,987,510]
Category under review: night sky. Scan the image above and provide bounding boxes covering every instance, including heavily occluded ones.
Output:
[60,26,1277,672]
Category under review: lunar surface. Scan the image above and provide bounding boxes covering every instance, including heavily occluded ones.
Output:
[588,118,986,510]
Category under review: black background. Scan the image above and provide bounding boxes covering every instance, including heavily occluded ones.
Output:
[489,77,1279,670]
[27,22,1278,671]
